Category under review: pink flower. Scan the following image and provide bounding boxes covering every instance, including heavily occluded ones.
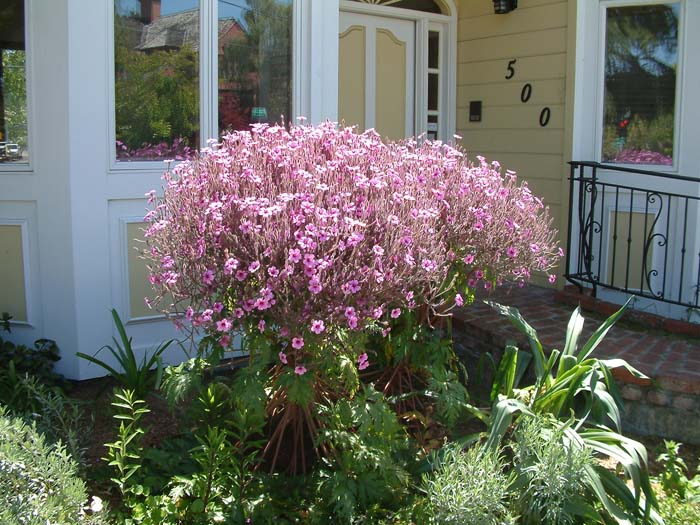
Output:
[279,351,288,364]
[288,249,302,263]
[202,269,215,285]
[347,280,361,294]
[213,302,224,313]
[421,259,437,272]
[455,294,464,307]
[507,246,518,258]
[372,245,385,256]
[474,269,484,280]
[358,352,369,371]
[310,319,325,334]
[484,281,492,290]
[344,306,356,318]
[235,270,248,281]
[216,318,231,332]
[390,308,401,319]
[185,306,194,320]
[348,316,358,329]
[294,365,307,376]
[530,243,540,253]
[220,335,231,348]
[224,258,239,275]
[308,277,322,294]
[258,319,266,332]
[548,274,557,284]
[292,337,304,349]
[463,254,475,265]
[248,261,261,273]
[234,307,244,318]
[267,266,279,277]
[280,326,290,337]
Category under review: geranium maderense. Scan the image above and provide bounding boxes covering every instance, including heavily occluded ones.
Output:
[144,122,560,345]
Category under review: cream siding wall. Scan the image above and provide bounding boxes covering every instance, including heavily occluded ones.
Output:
[457,0,575,281]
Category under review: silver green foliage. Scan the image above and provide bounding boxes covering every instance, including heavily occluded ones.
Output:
[422,443,513,525]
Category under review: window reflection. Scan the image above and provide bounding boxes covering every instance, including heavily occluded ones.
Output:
[218,0,292,134]
[0,0,29,164]
[114,0,200,161]
[602,4,679,166]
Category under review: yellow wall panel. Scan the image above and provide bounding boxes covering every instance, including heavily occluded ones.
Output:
[458,128,564,155]
[127,222,154,319]
[457,104,564,130]
[459,3,567,40]
[0,225,27,322]
[338,25,366,131]
[375,28,407,139]
[458,79,565,107]
[459,27,566,63]
[458,0,563,19]
[458,53,566,85]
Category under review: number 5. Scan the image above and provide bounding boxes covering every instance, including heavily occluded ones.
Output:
[505,59,517,80]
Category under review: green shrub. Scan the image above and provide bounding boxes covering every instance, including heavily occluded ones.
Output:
[421,442,512,525]
[510,416,592,525]
[0,405,103,524]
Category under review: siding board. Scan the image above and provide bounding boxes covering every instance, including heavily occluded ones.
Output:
[459,3,567,40]
[459,27,566,62]
[458,53,566,85]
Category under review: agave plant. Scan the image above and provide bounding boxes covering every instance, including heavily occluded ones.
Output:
[77,309,173,398]
[482,298,662,524]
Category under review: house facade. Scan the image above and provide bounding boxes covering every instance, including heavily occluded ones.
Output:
[1,0,698,379]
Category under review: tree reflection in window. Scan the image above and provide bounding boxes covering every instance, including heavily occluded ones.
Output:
[218,0,292,134]
[114,0,200,161]
[602,4,679,166]
[0,0,29,164]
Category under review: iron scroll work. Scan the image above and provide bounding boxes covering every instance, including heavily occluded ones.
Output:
[566,161,700,309]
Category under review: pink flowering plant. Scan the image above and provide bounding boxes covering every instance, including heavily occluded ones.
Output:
[144,121,560,470]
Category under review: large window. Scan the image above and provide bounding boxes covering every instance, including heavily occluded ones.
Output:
[114,0,293,163]
[0,0,29,164]
[218,0,292,135]
[601,3,679,166]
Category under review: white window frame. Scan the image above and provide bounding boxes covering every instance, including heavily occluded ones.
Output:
[107,0,308,173]
[574,0,685,174]
[0,0,34,174]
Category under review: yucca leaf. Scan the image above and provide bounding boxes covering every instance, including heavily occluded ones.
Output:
[491,344,518,402]
[484,397,530,451]
[486,301,545,379]
[578,298,632,362]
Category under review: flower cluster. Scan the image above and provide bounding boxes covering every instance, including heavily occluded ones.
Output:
[144,122,560,360]
[116,137,193,161]
[611,148,673,166]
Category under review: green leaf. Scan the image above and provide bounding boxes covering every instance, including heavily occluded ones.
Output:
[486,301,545,380]
[578,297,632,362]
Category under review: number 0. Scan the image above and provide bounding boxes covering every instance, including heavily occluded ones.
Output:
[520,83,532,103]
[539,107,551,127]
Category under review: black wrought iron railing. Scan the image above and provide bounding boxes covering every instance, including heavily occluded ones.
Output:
[566,161,700,308]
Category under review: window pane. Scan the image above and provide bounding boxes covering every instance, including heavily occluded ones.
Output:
[428,30,439,70]
[218,0,292,134]
[114,0,200,161]
[0,0,29,164]
[602,4,679,166]
[428,72,438,111]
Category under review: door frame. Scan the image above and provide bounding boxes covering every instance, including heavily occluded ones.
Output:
[338,0,456,141]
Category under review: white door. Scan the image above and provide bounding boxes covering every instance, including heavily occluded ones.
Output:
[338,12,415,139]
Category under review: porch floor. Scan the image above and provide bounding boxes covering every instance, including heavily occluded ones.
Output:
[452,283,700,443]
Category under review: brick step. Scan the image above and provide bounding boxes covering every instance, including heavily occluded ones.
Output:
[452,284,700,444]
